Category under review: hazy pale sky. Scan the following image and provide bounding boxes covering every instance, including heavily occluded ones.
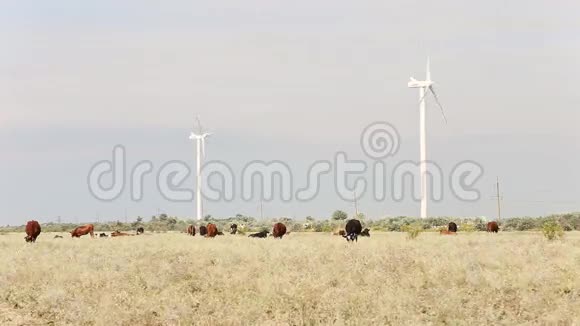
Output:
[1,1,579,224]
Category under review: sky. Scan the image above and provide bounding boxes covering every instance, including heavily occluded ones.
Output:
[1,1,579,225]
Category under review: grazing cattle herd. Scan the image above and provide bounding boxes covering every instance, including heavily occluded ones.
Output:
[22,218,504,243]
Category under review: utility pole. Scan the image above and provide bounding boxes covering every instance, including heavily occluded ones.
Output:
[494,177,502,224]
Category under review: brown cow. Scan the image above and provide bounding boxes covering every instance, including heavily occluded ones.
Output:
[187,224,196,236]
[440,229,457,235]
[25,220,41,243]
[71,224,94,238]
[111,230,133,237]
[487,221,499,233]
[272,223,287,239]
[206,223,218,238]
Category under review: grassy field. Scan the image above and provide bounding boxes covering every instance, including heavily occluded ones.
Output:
[1,231,580,325]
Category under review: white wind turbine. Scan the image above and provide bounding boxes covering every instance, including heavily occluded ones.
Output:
[189,117,212,221]
[408,58,447,218]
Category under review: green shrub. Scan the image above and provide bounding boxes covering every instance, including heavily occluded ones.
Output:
[460,223,476,233]
[542,220,564,241]
[401,222,423,240]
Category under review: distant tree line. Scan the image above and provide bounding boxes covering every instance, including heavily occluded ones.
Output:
[1,212,579,234]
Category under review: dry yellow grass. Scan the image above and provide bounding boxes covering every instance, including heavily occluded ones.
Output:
[1,231,580,325]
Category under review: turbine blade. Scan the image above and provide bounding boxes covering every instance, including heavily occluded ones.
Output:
[201,138,206,158]
[196,116,203,134]
[429,86,447,123]
[418,88,429,104]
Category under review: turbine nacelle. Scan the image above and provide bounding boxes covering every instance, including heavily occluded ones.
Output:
[408,77,433,88]
[189,132,212,140]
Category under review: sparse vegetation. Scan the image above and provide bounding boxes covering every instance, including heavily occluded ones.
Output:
[401,222,423,239]
[2,232,580,324]
[331,210,348,221]
[542,219,564,241]
[460,223,476,233]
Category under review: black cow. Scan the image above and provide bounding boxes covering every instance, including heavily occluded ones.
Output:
[136,227,145,235]
[448,222,458,233]
[199,226,208,236]
[230,224,238,235]
[249,230,269,238]
[360,228,371,237]
[99,233,108,238]
[343,219,363,242]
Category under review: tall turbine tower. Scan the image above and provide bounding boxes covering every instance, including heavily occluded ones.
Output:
[408,58,447,218]
[189,118,212,221]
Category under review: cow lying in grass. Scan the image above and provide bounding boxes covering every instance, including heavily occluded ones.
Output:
[249,230,269,238]
[111,231,133,237]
